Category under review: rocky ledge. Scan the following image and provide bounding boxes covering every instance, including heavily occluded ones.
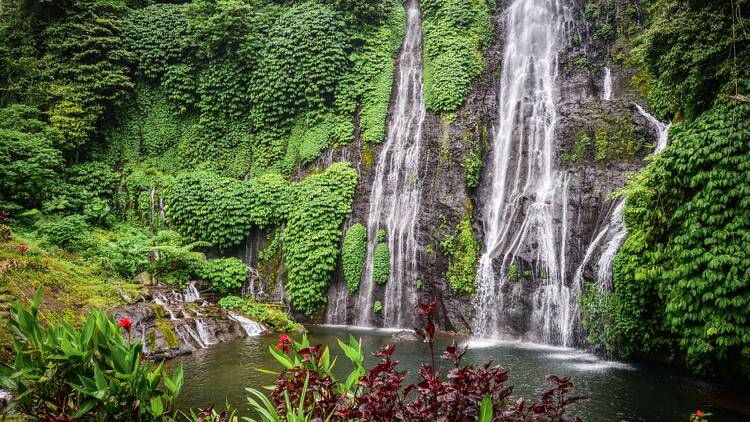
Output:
[114,281,267,359]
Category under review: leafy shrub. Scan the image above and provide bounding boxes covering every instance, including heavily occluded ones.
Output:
[372,300,383,314]
[605,100,750,376]
[0,105,63,209]
[198,258,247,294]
[584,3,599,20]
[164,170,253,249]
[373,241,390,284]
[97,225,150,277]
[341,223,367,293]
[506,263,520,283]
[594,23,615,41]
[283,163,358,316]
[629,0,749,119]
[0,290,183,420]
[464,150,482,188]
[41,214,89,251]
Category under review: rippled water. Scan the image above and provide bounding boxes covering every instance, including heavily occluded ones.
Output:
[173,326,750,421]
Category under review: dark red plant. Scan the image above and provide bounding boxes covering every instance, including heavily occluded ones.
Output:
[0,209,8,224]
[276,333,291,352]
[18,244,29,255]
[268,299,587,421]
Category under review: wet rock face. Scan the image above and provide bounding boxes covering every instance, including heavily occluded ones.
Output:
[114,284,262,360]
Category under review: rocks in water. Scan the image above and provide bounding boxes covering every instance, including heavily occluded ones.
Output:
[114,282,267,359]
[391,330,420,342]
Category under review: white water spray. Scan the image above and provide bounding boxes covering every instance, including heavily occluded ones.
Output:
[355,0,425,328]
[472,0,573,344]
[228,312,265,336]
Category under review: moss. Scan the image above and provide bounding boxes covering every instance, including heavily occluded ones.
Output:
[360,142,376,168]
[444,217,479,295]
[147,331,157,350]
[151,304,166,319]
[155,320,179,349]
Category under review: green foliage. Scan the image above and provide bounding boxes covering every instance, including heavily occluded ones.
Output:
[443,218,479,295]
[42,0,134,148]
[341,223,367,293]
[373,241,390,284]
[336,1,405,144]
[251,2,348,127]
[0,105,64,210]
[606,100,750,376]
[506,263,519,283]
[421,0,493,112]
[592,117,642,162]
[464,150,482,188]
[198,258,247,294]
[0,289,183,420]
[584,2,599,20]
[594,23,615,41]
[40,214,89,251]
[283,163,358,316]
[247,172,290,229]
[45,162,119,225]
[561,133,591,163]
[376,228,386,243]
[372,300,384,314]
[164,170,253,249]
[218,295,298,332]
[578,282,614,349]
[629,0,750,119]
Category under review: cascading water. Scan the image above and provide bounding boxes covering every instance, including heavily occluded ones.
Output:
[228,312,265,336]
[354,0,425,328]
[603,67,612,101]
[573,105,671,294]
[472,0,573,344]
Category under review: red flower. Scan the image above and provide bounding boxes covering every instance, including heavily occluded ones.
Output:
[276,333,291,353]
[18,245,29,255]
[118,318,133,332]
[695,410,705,417]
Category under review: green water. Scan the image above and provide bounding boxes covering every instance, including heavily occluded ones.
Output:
[173,326,750,421]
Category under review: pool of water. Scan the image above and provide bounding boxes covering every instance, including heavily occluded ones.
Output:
[173,326,750,421]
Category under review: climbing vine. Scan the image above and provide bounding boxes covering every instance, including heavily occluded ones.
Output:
[373,241,390,285]
[342,223,367,293]
[198,258,248,294]
[163,171,253,249]
[283,163,359,316]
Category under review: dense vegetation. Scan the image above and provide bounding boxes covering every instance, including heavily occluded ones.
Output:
[580,0,750,379]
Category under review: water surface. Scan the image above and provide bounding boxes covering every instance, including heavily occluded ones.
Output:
[174,326,750,421]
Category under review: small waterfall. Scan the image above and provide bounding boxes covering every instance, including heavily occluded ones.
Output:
[575,106,671,293]
[603,67,613,101]
[354,0,425,328]
[472,0,572,344]
[194,318,216,346]
[228,312,265,336]
[635,104,671,153]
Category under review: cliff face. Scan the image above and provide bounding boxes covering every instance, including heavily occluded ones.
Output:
[241,0,661,341]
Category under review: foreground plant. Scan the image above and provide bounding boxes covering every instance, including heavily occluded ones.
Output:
[247,301,586,421]
[0,289,183,420]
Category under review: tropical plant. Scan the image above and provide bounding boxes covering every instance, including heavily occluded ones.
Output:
[0,289,184,420]
[341,223,367,293]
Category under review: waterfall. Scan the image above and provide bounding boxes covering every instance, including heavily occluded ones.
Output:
[574,106,671,294]
[472,0,573,344]
[354,0,425,328]
[228,312,265,336]
[603,67,612,101]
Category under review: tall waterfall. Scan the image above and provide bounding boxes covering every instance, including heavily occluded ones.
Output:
[472,0,573,344]
[354,0,425,328]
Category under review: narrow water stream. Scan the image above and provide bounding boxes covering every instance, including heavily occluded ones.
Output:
[173,328,750,421]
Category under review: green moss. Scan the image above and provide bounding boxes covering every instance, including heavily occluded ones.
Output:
[155,320,179,349]
[444,218,479,295]
[561,133,591,163]
[506,263,519,283]
[147,331,157,351]
[151,304,166,320]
